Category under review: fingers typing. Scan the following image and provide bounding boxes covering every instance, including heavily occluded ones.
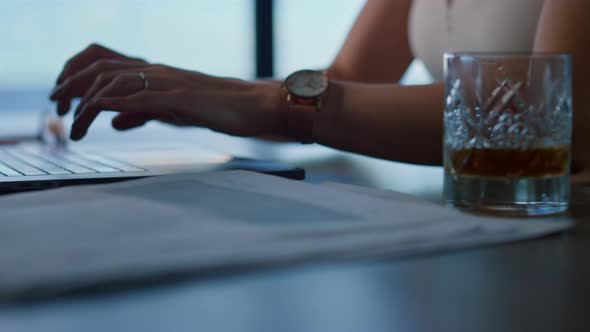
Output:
[55,43,138,85]
[51,43,147,116]
[71,74,147,140]
[51,60,148,101]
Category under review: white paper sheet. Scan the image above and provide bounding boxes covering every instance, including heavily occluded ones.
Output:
[0,171,573,300]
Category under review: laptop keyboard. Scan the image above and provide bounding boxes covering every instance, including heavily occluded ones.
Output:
[0,147,145,176]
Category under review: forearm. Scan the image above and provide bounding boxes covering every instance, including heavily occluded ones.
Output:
[534,0,590,165]
[252,78,444,165]
[315,81,444,165]
[328,0,413,83]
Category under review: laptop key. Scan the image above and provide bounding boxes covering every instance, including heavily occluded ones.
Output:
[14,146,142,174]
[62,154,121,173]
[6,150,72,175]
[15,146,98,174]
[82,154,145,172]
[26,153,97,174]
[0,151,46,176]
[0,162,21,176]
[43,156,97,174]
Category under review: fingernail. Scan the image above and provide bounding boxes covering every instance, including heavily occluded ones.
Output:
[74,104,87,121]
[50,84,61,95]
[57,103,65,115]
[69,127,77,140]
[57,100,70,115]
[50,85,66,100]
[73,105,82,119]
[49,89,61,101]
[69,128,84,141]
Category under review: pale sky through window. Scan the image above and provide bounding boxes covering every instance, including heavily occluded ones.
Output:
[0,1,429,90]
[0,0,254,89]
[0,0,366,89]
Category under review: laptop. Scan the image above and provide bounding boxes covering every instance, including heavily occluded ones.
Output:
[0,111,304,193]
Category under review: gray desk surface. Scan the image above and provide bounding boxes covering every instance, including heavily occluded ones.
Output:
[0,116,588,332]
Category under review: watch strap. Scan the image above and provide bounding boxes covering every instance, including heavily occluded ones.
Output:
[286,103,316,144]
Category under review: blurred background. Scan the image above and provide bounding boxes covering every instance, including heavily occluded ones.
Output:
[0,0,361,105]
[0,0,441,198]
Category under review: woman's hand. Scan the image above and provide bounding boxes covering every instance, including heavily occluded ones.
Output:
[50,43,147,116]
[50,44,285,141]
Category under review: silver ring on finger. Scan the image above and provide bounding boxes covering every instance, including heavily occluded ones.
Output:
[138,72,149,90]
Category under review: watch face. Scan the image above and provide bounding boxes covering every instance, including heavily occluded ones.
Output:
[285,70,329,98]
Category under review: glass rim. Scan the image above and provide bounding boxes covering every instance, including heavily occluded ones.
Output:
[444,52,571,60]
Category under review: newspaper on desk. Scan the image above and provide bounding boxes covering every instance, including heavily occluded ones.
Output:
[0,171,573,300]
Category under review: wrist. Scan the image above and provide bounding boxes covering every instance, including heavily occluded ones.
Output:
[312,80,343,144]
[251,81,289,137]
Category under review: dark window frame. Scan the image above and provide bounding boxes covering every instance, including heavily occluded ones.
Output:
[255,0,274,78]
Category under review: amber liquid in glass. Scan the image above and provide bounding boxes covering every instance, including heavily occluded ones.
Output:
[447,146,570,178]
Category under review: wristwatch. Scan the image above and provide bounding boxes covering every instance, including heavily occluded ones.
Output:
[282,69,330,144]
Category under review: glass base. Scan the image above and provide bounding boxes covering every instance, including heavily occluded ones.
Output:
[444,172,569,217]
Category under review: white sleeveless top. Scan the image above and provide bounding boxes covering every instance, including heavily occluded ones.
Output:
[409,0,545,81]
